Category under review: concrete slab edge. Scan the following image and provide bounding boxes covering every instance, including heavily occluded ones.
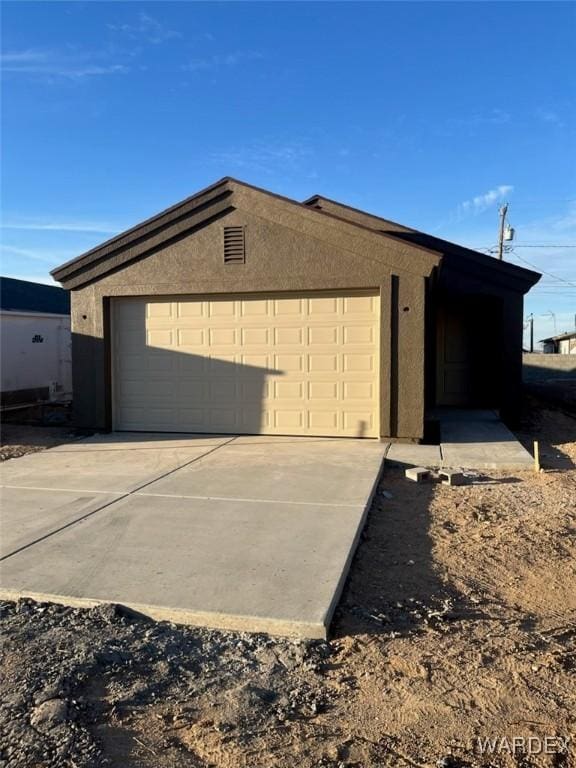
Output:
[319,452,386,638]
[0,588,328,640]
[384,451,442,470]
[441,461,534,471]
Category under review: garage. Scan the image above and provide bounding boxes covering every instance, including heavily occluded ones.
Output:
[52,177,539,439]
[112,291,380,437]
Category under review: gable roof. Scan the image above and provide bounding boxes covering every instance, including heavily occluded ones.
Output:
[51,177,443,289]
[304,195,541,294]
[0,276,70,314]
[51,178,235,287]
[303,194,414,234]
[540,331,576,343]
[51,177,540,294]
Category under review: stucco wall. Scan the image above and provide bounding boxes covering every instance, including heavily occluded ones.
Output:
[70,205,430,440]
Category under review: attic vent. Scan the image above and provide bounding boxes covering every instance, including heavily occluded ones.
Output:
[223,226,245,264]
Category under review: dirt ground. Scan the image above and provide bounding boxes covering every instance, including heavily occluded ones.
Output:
[1,396,575,767]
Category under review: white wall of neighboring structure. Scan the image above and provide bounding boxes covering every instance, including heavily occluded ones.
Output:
[0,311,72,399]
[559,337,576,354]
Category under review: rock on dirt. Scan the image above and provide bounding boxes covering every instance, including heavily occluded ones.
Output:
[30,699,68,730]
[0,424,73,462]
[0,598,332,767]
[1,395,575,767]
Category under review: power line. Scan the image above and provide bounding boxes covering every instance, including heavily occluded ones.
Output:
[512,244,576,248]
[509,253,576,287]
[477,244,576,250]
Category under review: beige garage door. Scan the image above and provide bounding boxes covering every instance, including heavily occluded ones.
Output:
[112,292,380,437]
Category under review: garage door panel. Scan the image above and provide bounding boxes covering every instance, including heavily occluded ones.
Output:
[240,353,270,369]
[308,326,339,345]
[343,325,375,344]
[309,354,339,373]
[178,328,205,346]
[274,353,304,372]
[147,329,173,348]
[344,411,376,432]
[308,381,338,400]
[344,295,377,314]
[274,327,303,345]
[309,411,339,429]
[118,328,146,348]
[241,327,269,345]
[176,380,207,400]
[147,353,175,373]
[120,379,176,398]
[206,408,232,426]
[177,356,207,377]
[240,382,270,402]
[240,299,269,316]
[308,296,339,315]
[343,381,375,400]
[344,353,375,372]
[147,302,173,319]
[208,327,237,346]
[273,298,303,316]
[116,300,146,327]
[275,410,304,429]
[113,292,379,437]
[177,302,204,318]
[208,301,236,318]
[274,380,304,399]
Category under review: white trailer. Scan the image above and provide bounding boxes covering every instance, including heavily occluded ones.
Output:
[0,310,72,403]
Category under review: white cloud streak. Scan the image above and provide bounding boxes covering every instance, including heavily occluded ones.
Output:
[1,245,55,264]
[2,219,120,234]
[210,140,314,176]
[457,185,514,219]
[182,50,263,73]
[0,49,130,79]
[108,13,181,45]
[1,49,49,64]
[0,244,81,265]
[535,107,566,128]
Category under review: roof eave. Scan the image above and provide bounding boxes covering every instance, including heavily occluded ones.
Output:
[52,177,443,290]
[51,176,234,283]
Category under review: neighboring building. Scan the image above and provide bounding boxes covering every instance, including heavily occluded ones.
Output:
[51,177,540,440]
[540,331,576,355]
[0,277,72,405]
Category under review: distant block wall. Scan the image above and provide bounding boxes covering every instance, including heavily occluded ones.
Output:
[523,353,576,382]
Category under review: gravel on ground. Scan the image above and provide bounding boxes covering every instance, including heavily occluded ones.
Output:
[1,395,575,767]
[0,424,74,462]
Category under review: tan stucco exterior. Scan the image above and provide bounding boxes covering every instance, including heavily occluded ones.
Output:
[53,178,540,439]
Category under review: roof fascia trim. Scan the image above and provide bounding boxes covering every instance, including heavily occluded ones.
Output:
[52,177,444,289]
[51,177,233,281]
[304,195,540,292]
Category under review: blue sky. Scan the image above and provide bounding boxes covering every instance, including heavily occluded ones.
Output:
[1,1,575,345]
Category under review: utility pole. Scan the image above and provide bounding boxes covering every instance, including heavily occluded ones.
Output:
[528,313,534,352]
[497,203,508,261]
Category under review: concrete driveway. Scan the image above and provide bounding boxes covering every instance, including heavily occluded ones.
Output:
[0,433,386,638]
